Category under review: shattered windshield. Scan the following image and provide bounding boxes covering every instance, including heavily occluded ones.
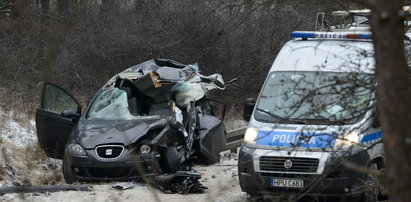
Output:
[86,61,227,120]
[255,71,374,125]
[87,87,136,120]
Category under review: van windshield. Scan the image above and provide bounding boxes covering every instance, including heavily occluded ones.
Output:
[255,71,374,125]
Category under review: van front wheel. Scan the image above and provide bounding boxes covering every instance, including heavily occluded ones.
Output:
[364,163,380,202]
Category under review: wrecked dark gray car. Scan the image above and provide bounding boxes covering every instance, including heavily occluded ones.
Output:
[35,59,230,184]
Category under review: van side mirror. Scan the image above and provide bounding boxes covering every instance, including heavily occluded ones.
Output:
[243,98,256,122]
[372,114,381,128]
[61,110,80,119]
[370,108,380,128]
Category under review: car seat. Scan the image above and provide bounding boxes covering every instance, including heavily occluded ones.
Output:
[149,93,174,116]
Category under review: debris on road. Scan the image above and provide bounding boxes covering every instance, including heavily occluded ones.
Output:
[112,182,136,190]
[0,184,93,195]
[151,171,208,194]
[231,168,238,177]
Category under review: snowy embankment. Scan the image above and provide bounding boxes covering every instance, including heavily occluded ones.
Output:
[0,108,37,147]
[0,108,62,187]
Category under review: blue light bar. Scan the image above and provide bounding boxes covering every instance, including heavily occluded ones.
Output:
[291,31,372,40]
[291,32,316,39]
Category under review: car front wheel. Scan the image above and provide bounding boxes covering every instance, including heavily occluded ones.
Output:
[62,153,77,184]
[160,146,182,174]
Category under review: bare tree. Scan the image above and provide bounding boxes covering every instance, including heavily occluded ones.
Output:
[41,0,49,10]
[370,0,411,201]
[57,0,69,17]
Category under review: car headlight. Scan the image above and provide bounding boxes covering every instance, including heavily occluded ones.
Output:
[140,144,151,154]
[244,127,258,143]
[68,143,87,156]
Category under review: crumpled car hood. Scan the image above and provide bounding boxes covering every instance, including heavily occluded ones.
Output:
[75,117,169,149]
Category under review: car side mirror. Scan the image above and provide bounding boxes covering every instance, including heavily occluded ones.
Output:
[243,98,256,122]
[61,110,80,119]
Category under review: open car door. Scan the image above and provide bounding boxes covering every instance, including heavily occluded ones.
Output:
[35,82,81,159]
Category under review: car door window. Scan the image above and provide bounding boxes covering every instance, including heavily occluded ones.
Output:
[42,84,79,114]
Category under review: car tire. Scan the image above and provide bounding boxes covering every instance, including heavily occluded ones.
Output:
[62,153,76,184]
[364,163,380,202]
[247,193,263,202]
[161,146,182,174]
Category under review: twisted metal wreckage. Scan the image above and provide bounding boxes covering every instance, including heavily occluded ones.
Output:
[36,59,235,194]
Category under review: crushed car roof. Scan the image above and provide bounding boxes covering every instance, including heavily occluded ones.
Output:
[101,59,225,107]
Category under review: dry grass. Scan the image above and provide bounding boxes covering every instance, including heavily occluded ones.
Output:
[0,142,63,186]
[0,99,62,186]
[0,109,6,132]
[0,148,4,181]
[1,106,34,127]
[223,104,248,131]
[0,93,34,119]
[0,137,4,180]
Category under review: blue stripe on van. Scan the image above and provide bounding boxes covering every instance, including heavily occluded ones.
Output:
[256,130,335,148]
[360,131,382,144]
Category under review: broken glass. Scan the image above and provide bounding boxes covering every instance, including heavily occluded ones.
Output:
[88,87,136,120]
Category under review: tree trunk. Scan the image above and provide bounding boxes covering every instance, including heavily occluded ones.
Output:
[371,0,411,201]
[40,0,49,10]
[40,0,49,24]
[57,0,69,17]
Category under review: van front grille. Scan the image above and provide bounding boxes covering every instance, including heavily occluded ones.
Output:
[259,156,319,173]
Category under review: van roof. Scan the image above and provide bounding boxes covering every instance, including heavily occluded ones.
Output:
[270,39,374,74]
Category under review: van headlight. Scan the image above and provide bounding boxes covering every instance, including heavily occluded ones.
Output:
[68,143,87,156]
[334,131,360,148]
[244,127,258,143]
[344,132,360,143]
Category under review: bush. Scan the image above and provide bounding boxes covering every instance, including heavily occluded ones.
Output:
[0,0,345,116]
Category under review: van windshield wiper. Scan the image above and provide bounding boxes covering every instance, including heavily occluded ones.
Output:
[287,118,309,124]
[256,108,286,121]
[289,118,331,125]
[256,108,310,124]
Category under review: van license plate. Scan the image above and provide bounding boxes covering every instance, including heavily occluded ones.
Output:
[271,178,304,188]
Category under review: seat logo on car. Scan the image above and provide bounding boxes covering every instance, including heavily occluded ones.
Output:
[284,159,293,169]
[106,149,113,156]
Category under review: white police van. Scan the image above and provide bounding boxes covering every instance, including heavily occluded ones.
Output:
[238,11,389,200]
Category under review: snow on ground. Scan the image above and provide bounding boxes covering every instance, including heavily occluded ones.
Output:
[0,109,59,187]
[1,161,246,202]
[0,108,37,147]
